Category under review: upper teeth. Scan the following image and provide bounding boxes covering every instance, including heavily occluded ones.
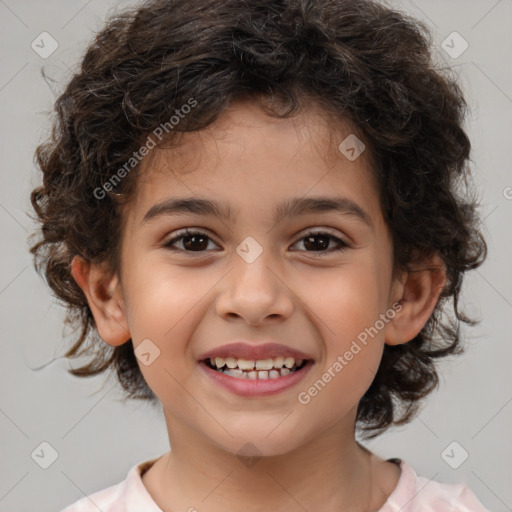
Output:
[210,356,303,371]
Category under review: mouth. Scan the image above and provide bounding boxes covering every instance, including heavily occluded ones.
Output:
[198,355,314,397]
[197,342,315,396]
[202,355,310,380]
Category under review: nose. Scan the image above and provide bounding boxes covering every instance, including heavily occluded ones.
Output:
[215,247,294,326]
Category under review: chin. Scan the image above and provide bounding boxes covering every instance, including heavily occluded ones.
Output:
[209,426,307,460]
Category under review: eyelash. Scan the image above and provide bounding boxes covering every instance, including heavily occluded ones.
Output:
[163,228,350,255]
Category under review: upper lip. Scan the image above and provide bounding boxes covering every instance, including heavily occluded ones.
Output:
[198,342,314,361]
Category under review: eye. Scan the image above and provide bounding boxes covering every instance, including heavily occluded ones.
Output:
[163,228,219,253]
[291,229,349,254]
[163,228,350,255]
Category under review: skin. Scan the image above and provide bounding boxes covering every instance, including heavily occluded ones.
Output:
[72,99,446,511]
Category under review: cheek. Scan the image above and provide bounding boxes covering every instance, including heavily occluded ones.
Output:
[302,257,387,348]
[296,265,386,424]
[123,259,211,342]
[297,258,387,397]
[121,261,220,391]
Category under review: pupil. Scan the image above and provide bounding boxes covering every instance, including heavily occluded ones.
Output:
[184,234,208,251]
[305,235,328,251]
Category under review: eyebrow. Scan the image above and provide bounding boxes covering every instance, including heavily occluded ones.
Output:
[142,196,373,229]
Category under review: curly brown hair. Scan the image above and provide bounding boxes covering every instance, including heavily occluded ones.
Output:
[29,0,487,439]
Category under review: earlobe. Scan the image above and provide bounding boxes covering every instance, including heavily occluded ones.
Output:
[70,256,130,347]
[385,254,446,346]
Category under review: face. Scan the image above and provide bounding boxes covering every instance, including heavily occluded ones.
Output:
[115,100,404,456]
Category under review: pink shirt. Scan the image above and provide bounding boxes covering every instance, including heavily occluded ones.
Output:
[60,457,490,511]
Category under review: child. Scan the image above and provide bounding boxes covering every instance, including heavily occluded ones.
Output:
[30,0,490,510]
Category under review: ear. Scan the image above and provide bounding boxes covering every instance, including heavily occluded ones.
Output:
[385,253,447,346]
[70,256,130,346]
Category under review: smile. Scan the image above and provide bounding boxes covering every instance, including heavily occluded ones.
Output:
[204,356,308,379]
[199,357,314,397]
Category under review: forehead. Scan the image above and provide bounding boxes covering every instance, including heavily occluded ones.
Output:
[144,100,372,174]
[126,99,381,223]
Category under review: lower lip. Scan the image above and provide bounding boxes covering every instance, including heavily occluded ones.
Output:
[199,360,313,397]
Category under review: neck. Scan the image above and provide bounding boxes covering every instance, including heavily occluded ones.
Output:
[144,409,378,512]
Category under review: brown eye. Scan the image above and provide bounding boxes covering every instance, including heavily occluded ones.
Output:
[292,230,349,254]
[303,234,330,251]
[163,228,350,255]
[165,229,217,252]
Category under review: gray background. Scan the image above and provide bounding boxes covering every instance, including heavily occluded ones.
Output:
[1,0,511,511]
